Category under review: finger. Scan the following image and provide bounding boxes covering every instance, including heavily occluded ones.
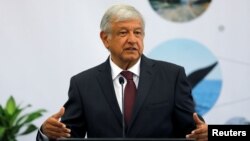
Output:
[193,124,208,134]
[196,133,208,141]
[187,132,207,139]
[52,107,65,120]
[44,121,71,133]
[46,117,66,128]
[43,123,71,139]
[45,129,71,139]
[186,128,208,140]
[47,133,69,139]
[194,124,208,134]
[186,133,198,139]
[42,117,71,139]
[193,112,203,125]
[186,131,198,139]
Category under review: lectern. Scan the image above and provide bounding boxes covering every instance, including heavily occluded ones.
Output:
[58,138,194,141]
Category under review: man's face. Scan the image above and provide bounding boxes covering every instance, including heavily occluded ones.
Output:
[101,19,144,69]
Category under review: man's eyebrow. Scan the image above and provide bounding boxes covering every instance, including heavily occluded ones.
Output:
[117,27,142,30]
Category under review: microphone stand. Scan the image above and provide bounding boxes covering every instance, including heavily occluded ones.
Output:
[119,77,125,138]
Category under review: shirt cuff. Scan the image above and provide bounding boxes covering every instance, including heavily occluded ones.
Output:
[38,128,49,141]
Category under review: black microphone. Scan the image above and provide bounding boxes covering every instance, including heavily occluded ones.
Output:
[119,77,125,138]
[119,76,124,85]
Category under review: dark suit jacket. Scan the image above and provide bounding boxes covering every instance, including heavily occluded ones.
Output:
[37,55,196,140]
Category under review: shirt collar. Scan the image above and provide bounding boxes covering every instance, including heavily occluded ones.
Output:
[110,56,141,80]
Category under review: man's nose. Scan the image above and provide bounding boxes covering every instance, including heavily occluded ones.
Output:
[127,32,137,43]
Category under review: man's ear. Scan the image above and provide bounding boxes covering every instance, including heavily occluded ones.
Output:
[100,31,109,49]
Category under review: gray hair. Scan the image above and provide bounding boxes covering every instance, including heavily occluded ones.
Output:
[100,4,145,33]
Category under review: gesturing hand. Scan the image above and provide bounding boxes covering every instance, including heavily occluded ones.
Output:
[186,113,208,141]
[41,107,71,139]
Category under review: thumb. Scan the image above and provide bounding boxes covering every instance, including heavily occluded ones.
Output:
[193,112,203,125]
[52,107,65,120]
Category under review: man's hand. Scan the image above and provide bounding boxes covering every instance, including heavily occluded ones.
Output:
[41,107,71,139]
[186,113,208,141]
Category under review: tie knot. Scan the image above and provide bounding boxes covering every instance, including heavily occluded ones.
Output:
[121,71,133,80]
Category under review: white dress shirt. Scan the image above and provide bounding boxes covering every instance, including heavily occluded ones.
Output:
[109,57,140,113]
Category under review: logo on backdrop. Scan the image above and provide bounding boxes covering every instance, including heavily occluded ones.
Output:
[148,0,212,23]
[148,38,222,115]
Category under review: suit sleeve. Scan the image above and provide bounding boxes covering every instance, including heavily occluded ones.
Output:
[60,76,87,138]
[173,67,196,137]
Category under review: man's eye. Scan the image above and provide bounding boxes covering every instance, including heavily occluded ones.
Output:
[134,31,142,35]
[134,30,143,37]
[119,31,127,36]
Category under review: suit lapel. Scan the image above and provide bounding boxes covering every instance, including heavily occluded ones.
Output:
[128,55,155,132]
[96,59,123,126]
[95,56,155,134]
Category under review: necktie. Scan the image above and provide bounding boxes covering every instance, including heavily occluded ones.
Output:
[121,71,137,126]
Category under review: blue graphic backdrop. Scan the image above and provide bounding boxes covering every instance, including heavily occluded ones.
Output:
[148,39,222,115]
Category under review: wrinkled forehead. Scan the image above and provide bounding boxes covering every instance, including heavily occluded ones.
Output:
[111,18,144,29]
[110,16,144,30]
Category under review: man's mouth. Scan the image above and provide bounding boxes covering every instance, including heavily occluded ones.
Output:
[124,47,137,51]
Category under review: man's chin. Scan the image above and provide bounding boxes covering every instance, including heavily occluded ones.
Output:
[123,56,140,62]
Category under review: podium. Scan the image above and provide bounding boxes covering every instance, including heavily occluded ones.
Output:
[58,138,194,141]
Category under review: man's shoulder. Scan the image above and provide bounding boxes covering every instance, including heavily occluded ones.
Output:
[145,57,187,79]
[144,56,184,71]
[71,60,108,80]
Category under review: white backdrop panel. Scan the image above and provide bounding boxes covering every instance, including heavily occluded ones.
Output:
[0,0,249,140]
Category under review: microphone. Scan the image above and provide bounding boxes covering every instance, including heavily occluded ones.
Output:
[119,76,124,85]
[119,77,125,138]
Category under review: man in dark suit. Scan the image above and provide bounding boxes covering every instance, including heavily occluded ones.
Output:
[37,4,208,141]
